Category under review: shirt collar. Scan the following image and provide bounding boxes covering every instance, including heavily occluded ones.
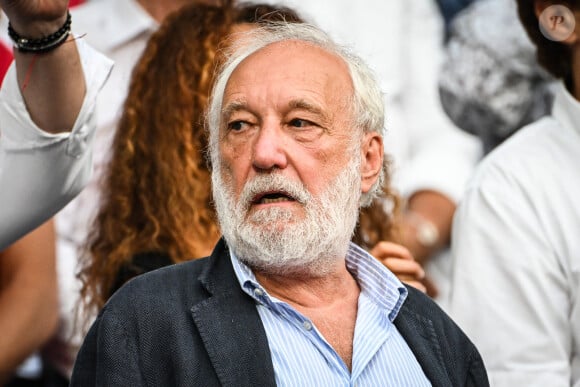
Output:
[553,82,580,139]
[229,242,408,322]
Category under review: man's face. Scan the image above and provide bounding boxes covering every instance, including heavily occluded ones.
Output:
[219,40,356,219]
[211,40,365,275]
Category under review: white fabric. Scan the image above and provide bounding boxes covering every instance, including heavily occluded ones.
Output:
[48,0,157,378]
[0,12,10,51]
[0,39,113,250]
[259,0,482,308]
[449,83,580,387]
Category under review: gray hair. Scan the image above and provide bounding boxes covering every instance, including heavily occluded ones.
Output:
[207,22,385,206]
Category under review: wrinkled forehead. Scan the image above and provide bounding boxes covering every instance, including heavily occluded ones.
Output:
[207,35,358,145]
[229,39,351,81]
[223,40,353,108]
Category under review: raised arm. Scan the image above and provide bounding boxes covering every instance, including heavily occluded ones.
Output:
[3,0,84,132]
[0,0,113,250]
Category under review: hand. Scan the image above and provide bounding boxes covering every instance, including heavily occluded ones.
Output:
[399,190,455,263]
[399,215,433,263]
[370,241,428,294]
[0,0,70,38]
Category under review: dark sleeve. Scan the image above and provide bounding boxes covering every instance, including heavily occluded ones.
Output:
[395,286,490,387]
[466,348,489,387]
[70,309,145,386]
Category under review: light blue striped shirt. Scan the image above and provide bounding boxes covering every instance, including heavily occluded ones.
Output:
[230,243,431,386]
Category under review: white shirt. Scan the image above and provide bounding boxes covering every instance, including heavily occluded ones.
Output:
[0,39,113,250]
[58,0,157,249]
[231,243,431,386]
[259,0,483,306]
[46,0,157,378]
[449,83,580,387]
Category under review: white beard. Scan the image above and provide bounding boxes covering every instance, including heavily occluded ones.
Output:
[212,157,362,277]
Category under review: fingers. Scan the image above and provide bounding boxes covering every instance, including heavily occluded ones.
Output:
[370,240,413,261]
[370,240,438,297]
[382,256,425,279]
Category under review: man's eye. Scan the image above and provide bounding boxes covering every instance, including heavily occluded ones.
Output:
[227,121,247,131]
[289,118,313,128]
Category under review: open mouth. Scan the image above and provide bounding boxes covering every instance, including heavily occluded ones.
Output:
[252,191,296,205]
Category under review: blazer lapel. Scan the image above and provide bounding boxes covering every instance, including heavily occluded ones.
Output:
[190,239,277,387]
[394,289,452,387]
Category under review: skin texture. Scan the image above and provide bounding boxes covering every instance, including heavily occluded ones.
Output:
[219,40,383,369]
[371,241,426,293]
[2,0,85,133]
[401,190,455,264]
[219,40,382,218]
[0,221,59,384]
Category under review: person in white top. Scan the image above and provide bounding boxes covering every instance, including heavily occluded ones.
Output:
[449,1,580,385]
[45,0,221,379]
[0,0,112,250]
[0,0,112,383]
[258,0,483,302]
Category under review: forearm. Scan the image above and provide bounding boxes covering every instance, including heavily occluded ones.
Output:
[0,36,113,250]
[12,14,85,133]
[0,220,59,382]
[400,190,455,263]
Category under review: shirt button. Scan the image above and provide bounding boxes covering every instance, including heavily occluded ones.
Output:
[303,321,313,331]
[254,288,264,297]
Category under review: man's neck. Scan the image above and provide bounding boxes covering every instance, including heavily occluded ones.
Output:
[255,262,360,370]
[254,262,359,308]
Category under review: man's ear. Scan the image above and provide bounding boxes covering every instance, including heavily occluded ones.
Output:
[360,131,383,193]
[535,0,578,45]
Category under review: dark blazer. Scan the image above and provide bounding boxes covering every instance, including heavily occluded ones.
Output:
[71,239,489,386]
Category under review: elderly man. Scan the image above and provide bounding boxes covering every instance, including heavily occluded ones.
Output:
[71,23,488,386]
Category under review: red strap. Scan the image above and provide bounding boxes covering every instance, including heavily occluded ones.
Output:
[69,0,85,7]
[0,0,84,85]
[0,41,13,87]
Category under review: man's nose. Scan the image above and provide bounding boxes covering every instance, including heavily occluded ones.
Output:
[251,121,288,171]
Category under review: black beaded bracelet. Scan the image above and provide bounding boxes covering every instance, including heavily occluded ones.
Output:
[8,12,72,54]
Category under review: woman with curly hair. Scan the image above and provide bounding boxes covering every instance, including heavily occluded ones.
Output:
[79,1,426,315]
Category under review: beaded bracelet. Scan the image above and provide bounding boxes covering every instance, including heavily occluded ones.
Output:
[8,12,72,54]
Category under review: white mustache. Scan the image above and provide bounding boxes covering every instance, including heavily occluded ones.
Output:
[238,174,312,211]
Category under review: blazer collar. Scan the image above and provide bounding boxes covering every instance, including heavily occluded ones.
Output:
[394,287,452,387]
[190,238,277,387]
[191,240,451,386]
